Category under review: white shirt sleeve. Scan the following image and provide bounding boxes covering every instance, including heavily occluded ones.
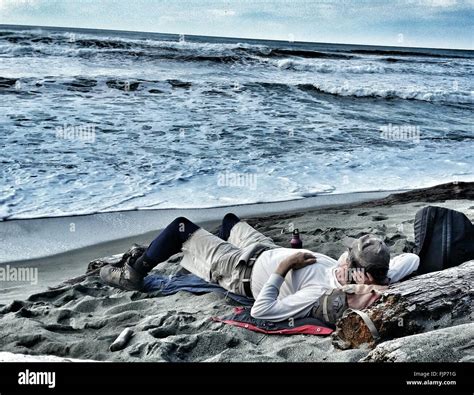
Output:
[388,253,420,284]
[250,273,325,321]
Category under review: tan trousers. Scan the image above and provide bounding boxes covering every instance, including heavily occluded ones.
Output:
[180,221,277,296]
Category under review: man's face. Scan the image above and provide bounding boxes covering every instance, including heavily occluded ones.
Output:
[337,254,374,285]
[347,234,390,285]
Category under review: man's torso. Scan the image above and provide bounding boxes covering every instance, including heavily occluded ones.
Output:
[251,247,340,299]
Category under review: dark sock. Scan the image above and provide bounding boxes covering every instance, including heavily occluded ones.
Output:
[218,213,241,241]
[130,254,151,276]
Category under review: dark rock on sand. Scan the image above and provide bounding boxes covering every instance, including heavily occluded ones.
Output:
[360,181,474,207]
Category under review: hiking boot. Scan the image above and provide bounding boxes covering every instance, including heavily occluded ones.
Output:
[100,262,144,291]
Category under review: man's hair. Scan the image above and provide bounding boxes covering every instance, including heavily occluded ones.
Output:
[348,247,389,285]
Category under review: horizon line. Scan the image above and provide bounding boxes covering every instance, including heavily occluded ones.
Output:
[1,23,473,52]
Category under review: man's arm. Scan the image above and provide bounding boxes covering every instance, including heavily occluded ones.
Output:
[250,253,321,322]
[388,253,420,283]
[274,252,316,276]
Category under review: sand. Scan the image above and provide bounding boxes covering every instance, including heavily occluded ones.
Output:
[0,183,472,362]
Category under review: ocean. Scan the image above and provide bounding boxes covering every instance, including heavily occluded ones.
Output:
[0,25,473,220]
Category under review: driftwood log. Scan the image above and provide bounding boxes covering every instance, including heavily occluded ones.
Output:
[361,323,474,362]
[332,261,473,349]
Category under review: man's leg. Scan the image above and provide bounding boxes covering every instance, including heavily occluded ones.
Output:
[136,217,200,275]
[223,213,277,249]
[218,213,241,241]
[100,217,200,290]
[179,227,245,293]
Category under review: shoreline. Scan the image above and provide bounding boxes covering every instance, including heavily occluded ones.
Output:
[0,189,400,264]
[1,187,408,223]
[2,180,472,265]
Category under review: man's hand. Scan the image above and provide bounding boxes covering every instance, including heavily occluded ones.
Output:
[290,252,317,269]
[347,293,379,309]
[276,252,317,277]
[345,284,388,309]
[352,269,375,285]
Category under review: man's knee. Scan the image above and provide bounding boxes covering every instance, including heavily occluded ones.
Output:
[170,217,200,237]
[172,216,191,225]
[219,213,241,241]
[168,217,193,233]
[223,213,240,222]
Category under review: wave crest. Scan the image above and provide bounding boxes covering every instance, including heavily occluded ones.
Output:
[298,83,473,104]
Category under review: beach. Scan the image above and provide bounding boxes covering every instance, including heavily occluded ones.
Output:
[1,7,474,393]
[0,182,472,362]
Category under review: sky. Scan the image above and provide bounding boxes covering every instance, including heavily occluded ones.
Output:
[0,0,473,49]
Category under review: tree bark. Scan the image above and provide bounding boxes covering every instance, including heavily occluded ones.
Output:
[332,261,473,349]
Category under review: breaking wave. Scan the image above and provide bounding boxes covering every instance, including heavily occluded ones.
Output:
[298,83,473,104]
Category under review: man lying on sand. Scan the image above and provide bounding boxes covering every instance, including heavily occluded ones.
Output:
[101,214,419,322]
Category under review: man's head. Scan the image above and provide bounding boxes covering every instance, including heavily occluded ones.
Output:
[347,235,390,285]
